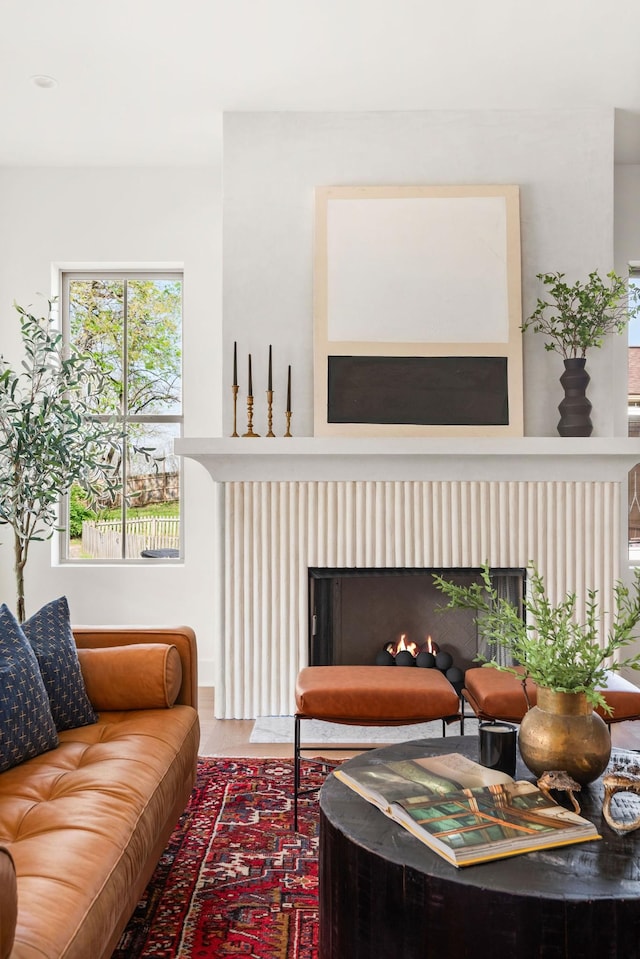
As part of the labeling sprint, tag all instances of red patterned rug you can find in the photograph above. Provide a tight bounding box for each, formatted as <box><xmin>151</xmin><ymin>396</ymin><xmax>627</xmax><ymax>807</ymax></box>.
<box><xmin>110</xmin><ymin>757</ymin><xmax>334</xmax><ymax>959</ymax></box>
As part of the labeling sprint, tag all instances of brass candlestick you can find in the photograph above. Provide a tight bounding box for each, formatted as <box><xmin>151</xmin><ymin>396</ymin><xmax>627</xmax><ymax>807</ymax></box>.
<box><xmin>266</xmin><ymin>390</ymin><xmax>275</xmax><ymax>437</ymax></box>
<box><xmin>231</xmin><ymin>384</ymin><xmax>239</xmax><ymax>437</ymax></box>
<box><xmin>243</xmin><ymin>395</ymin><xmax>260</xmax><ymax>437</ymax></box>
<box><xmin>284</xmin><ymin>410</ymin><xmax>292</xmax><ymax>438</ymax></box>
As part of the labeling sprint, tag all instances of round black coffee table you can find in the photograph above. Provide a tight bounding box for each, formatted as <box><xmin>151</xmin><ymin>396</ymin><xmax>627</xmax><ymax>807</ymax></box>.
<box><xmin>318</xmin><ymin>735</ymin><xmax>640</xmax><ymax>959</ymax></box>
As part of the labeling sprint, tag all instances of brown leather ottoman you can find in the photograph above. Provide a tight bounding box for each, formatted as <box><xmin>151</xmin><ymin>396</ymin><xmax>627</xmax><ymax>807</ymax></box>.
<box><xmin>464</xmin><ymin>665</ymin><xmax>640</xmax><ymax>724</ymax></box>
<box><xmin>293</xmin><ymin>666</ymin><xmax>461</xmax><ymax>828</ymax></box>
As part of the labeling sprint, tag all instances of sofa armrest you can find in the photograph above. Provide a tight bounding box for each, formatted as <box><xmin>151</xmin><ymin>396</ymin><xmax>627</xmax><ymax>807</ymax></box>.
<box><xmin>0</xmin><ymin>846</ymin><xmax>17</xmax><ymax>959</ymax></box>
<box><xmin>72</xmin><ymin>626</ymin><xmax>198</xmax><ymax>710</ymax></box>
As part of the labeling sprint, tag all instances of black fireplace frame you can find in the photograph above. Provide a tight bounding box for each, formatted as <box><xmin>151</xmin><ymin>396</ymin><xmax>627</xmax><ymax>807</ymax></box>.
<box><xmin>308</xmin><ymin>566</ymin><xmax>526</xmax><ymax>668</ymax></box>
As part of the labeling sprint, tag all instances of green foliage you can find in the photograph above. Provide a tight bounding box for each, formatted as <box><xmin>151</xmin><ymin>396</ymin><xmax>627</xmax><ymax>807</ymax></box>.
<box><xmin>521</xmin><ymin>270</ymin><xmax>640</xmax><ymax>359</ymax></box>
<box><xmin>0</xmin><ymin>301</ymin><xmax>123</xmax><ymax>620</ymax></box>
<box><xmin>68</xmin><ymin>484</ymin><xmax>97</xmax><ymax>539</ymax></box>
<box><xmin>97</xmin><ymin>500</ymin><xmax>179</xmax><ymax>522</ymax></box>
<box><xmin>432</xmin><ymin>564</ymin><xmax>640</xmax><ymax>712</ymax></box>
<box><xmin>68</xmin><ymin>277</ymin><xmax>182</xmax><ymax>416</ymax></box>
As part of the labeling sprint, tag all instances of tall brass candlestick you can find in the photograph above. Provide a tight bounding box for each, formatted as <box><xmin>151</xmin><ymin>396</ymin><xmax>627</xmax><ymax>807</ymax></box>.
<box><xmin>243</xmin><ymin>394</ymin><xmax>260</xmax><ymax>437</ymax></box>
<box><xmin>231</xmin><ymin>341</ymin><xmax>239</xmax><ymax>436</ymax></box>
<box><xmin>266</xmin><ymin>389</ymin><xmax>275</xmax><ymax>437</ymax></box>
<box><xmin>231</xmin><ymin>384</ymin><xmax>239</xmax><ymax>437</ymax></box>
<box><xmin>284</xmin><ymin>364</ymin><xmax>292</xmax><ymax>437</ymax></box>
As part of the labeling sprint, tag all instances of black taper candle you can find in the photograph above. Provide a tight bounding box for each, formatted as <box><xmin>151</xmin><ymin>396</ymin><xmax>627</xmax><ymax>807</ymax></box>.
<box><xmin>286</xmin><ymin>364</ymin><xmax>291</xmax><ymax>411</ymax></box>
<box><xmin>268</xmin><ymin>345</ymin><xmax>273</xmax><ymax>391</ymax></box>
<box><xmin>233</xmin><ymin>341</ymin><xmax>238</xmax><ymax>387</ymax></box>
<box><xmin>248</xmin><ymin>353</ymin><xmax>253</xmax><ymax>396</ymax></box>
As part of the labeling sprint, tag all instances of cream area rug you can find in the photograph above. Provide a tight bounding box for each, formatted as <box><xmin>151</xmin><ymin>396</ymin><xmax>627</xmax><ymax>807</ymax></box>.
<box><xmin>250</xmin><ymin>715</ymin><xmax>478</xmax><ymax>744</ymax></box>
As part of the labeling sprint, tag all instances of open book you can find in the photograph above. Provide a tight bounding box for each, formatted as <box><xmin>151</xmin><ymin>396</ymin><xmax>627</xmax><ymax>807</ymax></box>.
<box><xmin>333</xmin><ymin>752</ymin><xmax>601</xmax><ymax>868</ymax></box>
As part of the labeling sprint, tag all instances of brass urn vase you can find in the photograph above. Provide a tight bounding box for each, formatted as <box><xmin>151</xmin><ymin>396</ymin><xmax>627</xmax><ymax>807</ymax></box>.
<box><xmin>518</xmin><ymin>686</ymin><xmax>611</xmax><ymax>785</ymax></box>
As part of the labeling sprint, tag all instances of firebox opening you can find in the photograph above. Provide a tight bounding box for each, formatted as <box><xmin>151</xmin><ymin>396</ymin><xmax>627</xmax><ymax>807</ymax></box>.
<box><xmin>308</xmin><ymin>567</ymin><xmax>525</xmax><ymax>672</ymax></box>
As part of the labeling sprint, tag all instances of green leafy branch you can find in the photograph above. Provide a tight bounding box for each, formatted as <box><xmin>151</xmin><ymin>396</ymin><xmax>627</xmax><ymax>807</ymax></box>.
<box><xmin>0</xmin><ymin>301</ymin><xmax>123</xmax><ymax>621</ymax></box>
<box><xmin>521</xmin><ymin>270</ymin><xmax>640</xmax><ymax>359</ymax></box>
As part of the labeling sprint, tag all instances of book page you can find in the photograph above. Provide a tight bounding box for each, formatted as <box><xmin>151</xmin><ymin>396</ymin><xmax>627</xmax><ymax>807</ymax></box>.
<box><xmin>411</xmin><ymin>753</ymin><xmax>514</xmax><ymax>789</ymax></box>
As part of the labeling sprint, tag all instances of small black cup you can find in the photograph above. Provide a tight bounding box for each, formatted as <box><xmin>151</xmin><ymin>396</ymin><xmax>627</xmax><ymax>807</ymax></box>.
<box><xmin>479</xmin><ymin>721</ymin><xmax>517</xmax><ymax>777</ymax></box>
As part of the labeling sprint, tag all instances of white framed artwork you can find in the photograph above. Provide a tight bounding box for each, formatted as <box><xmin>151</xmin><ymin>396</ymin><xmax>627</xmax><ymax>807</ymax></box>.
<box><xmin>313</xmin><ymin>184</ymin><xmax>523</xmax><ymax>437</ymax></box>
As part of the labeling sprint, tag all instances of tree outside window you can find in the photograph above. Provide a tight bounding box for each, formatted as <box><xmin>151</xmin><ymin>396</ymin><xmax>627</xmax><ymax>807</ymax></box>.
<box><xmin>62</xmin><ymin>272</ymin><xmax>183</xmax><ymax>561</ymax></box>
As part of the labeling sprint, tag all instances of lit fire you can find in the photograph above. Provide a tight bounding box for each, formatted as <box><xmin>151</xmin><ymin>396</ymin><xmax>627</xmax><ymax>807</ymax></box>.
<box><xmin>385</xmin><ymin>633</ymin><xmax>439</xmax><ymax>658</ymax></box>
<box><xmin>424</xmin><ymin>634</ymin><xmax>438</xmax><ymax>655</ymax></box>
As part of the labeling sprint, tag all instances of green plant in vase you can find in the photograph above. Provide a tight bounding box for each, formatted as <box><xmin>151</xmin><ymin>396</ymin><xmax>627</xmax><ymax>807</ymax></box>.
<box><xmin>432</xmin><ymin>564</ymin><xmax>640</xmax><ymax>783</ymax></box>
<box><xmin>521</xmin><ymin>270</ymin><xmax>640</xmax><ymax>436</ymax></box>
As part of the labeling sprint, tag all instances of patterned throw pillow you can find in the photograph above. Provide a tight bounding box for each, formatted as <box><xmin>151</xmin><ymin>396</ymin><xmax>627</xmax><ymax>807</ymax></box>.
<box><xmin>23</xmin><ymin>597</ymin><xmax>98</xmax><ymax>731</ymax></box>
<box><xmin>0</xmin><ymin>604</ymin><xmax>59</xmax><ymax>772</ymax></box>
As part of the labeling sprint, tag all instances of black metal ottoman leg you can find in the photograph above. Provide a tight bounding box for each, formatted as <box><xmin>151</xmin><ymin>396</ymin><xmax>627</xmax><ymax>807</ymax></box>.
<box><xmin>294</xmin><ymin>714</ymin><xmax>301</xmax><ymax>831</ymax></box>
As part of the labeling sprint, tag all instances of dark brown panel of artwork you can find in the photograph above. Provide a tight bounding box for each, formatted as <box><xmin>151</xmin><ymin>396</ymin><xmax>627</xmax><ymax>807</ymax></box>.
<box><xmin>327</xmin><ymin>355</ymin><xmax>509</xmax><ymax>426</ymax></box>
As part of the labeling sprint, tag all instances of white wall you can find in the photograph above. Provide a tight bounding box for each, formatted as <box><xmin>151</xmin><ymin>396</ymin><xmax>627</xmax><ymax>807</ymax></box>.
<box><xmin>223</xmin><ymin>109</ymin><xmax>619</xmax><ymax>439</ymax></box>
<box><xmin>615</xmin><ymin>165</ymin><xmax>640</xmax><ymax>269</ymax></box>
<box><xmin>0</xmin><ymin>165</ymin><xmax>222</xmax><ymax>686</ymax></box>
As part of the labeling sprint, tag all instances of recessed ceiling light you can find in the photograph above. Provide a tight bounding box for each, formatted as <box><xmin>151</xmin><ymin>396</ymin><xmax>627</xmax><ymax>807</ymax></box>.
<box><xmin>30</xmin><ymin>75</ymin><xmax>58</xmax><ymax>89</ymax></box>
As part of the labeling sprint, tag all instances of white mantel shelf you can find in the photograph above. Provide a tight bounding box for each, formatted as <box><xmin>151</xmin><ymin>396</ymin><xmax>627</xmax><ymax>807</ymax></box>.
<box><xmin>175</xmin><ymin>437</ymin><xmax>640</xmax><ymax>483</ymax></box>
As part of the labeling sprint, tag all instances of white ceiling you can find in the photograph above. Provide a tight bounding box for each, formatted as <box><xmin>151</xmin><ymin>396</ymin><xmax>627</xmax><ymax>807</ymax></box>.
<box><xmin>1</xmin><ymin>0</ymin><xmax>639</xmax><ymax>167</ymax></box>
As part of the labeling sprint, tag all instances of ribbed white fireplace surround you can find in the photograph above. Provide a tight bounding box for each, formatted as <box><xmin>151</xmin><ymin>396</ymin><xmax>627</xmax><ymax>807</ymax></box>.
<box><xmin>176</xmin><ymin>438</ymin><xmax>640</xmax><ymax>719</ymax></box>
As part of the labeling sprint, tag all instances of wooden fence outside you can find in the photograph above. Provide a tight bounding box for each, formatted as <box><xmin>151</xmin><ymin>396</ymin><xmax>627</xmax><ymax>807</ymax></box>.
<box><xmin>81</xmin><ymin>516</ymin><xmax>180</xmax><ymax>559</ymax></box>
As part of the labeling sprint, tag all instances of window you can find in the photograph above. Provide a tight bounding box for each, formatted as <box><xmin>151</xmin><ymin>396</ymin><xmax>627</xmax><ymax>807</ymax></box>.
<box><xmin>629</xmin><ymin>269</ymin><xmax>640</xmax><ymax>562</ymax></box>
<box><xmin>60</xmin><ymin>272</ymin><xmax>183</xmax><ymax>561</ymax></box>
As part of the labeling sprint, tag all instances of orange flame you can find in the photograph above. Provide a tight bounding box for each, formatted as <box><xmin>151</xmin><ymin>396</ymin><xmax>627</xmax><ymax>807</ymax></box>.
<box><xmin>385</xmin><ymin>633</ymin><xmax>419</xmax><ymax>658</ymax></box>
<box><xmin>423</xmin><ymin>634</ymin><xmax>439</xmax><ymax>654</ymax></box>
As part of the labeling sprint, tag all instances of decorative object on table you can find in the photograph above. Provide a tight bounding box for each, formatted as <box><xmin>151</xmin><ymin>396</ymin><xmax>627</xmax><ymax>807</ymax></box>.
<box><xmin>333</xmin><ymin>750</ymin><xmax>600</xmax><ymax>868</ymax></box>
<box><xmin>284</xmin><ymin>363</ymin><xmax>292</xmax><ymax>437</ymax></box>
<box><xmin>536</xmin><ymin>770</ymin><xmax>582</xmax><ymax>814</ymax></box>
<box><xmin>231</xmin><ymin>340</ymin><xmax>239</xmax><ymax>437</ymax></box>
<box><xmin>602</xmin><ymin>761</ymin><xmax>640</xmax><ymax>834</ymax></box>
<box><xmin>521</xmin><ymin>270</ymin><xmax>640</xmax><ymax>436</ymax></box>
<box><xmin>266</xmin><ymin>343</ymin><xmax>275</xmax><ymax>437</ymax></box>
<box><xmin>479</xmin><ymin>721</ymin><xmax>517</xmax><ymax>777</ymax></box>
<box><xmin>242</xmin><ymin>352</ymin><xmax>260</xmax><ymax>437</ymax></box>
<box><xmin>0</xmin><ymin>301</ymin><xmax>122</xmax><ymax>622</ymax></box>
<box><xmin>519</xmin><ymin>685</ymin><xmax>612</xmax><ymax>786</ymax></box>
<box><xmin>433</xmin><ymin>563</ymin><xmax>640</xmax><ymax>784</ymax></box>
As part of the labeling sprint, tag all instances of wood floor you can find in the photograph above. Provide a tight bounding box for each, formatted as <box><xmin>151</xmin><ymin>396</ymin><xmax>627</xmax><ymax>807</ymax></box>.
<box><xmin>197</xmin><ymin>687</ymin><xmax>365</xmax><ymax>760</ymax></box>
<box><xmin>196</xmin><ymin>687</ymin><xmax>640</xmax><ymax>758</ymax></box>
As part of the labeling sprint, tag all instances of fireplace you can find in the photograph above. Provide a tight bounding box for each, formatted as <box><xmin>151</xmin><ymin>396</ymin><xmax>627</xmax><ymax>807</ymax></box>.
<box><xmin>308</xmin><ymin>567</ymin><xmax>524</xmax><ymax>674</ymax></box>
<box><xmin>193</xmin><ymin>472</ymin><xmax>624</xmax><ymax>719</ymax></box>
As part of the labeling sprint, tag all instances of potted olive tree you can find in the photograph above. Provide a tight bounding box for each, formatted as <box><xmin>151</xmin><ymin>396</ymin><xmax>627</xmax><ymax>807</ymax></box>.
<box><xmin>522</xmin><ymin>270</ymin><xmax>640</xmax><ymax>436</ymax></box>
<box><xmin>0</xmin><ymin>301</ymin><xmax>122</xmax><ymax>621</ymax></box>
<box><xmin>433</xmin><ymin>563</ymin><xmax>640</xmax><ymax>783</ymax></box>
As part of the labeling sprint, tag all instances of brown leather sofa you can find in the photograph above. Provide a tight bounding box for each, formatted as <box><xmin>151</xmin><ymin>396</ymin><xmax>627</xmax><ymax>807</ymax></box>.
<box><xmin>0</xmin><ymin>626</ymin><xmax>200</xmax><ymax>959</ymax></box>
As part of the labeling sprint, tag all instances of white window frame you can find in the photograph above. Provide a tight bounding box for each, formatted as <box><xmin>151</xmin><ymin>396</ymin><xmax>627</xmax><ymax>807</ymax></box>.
<box><xmin>58</xmin><ymin>268</ymin><xmax>184</xmax><ymax>564</ymax></box>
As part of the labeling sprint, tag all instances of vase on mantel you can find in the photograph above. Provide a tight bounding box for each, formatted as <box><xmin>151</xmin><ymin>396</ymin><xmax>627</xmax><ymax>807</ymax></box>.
<box><xmin>557</xmin><ymin>357</ymin><xmax>593</xmax><ymax>436</ymax></box>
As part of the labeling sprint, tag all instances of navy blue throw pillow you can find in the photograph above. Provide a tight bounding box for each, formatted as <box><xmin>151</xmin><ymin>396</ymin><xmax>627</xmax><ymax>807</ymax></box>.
<box><xmin>0</xmin><ymin>604</ymin><xmax>59</xmax><ymax>772</ymax></box>
<box><xmin>23</xmin><ymin>597</ymin><xmax>98</xmax><ymax>731</ymax></box>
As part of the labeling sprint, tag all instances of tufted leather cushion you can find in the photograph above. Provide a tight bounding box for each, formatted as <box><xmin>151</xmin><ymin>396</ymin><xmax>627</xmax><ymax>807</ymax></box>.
<box><xmin>23</xmin><ymin>597</ymin><xmax>98</xmax><ymax>731</ymax></box>
<box><xmin>0</xmin><ymin>845</ymin><xmax>16</xmax><ymax>959</ymax></box>
<box><xmin>77</xmin><ymin>643</ymin><xmax>183</xmax><ymax>710</ymax></box>
<box><xmin>0</xmin><ymin>604</ymin><xmax>58</xmax><ymax>772</ymax></box>
<box><xmin>295</xmin><ymin>665</ymin><xmax>460</xmax><ymax>724</ymax></box>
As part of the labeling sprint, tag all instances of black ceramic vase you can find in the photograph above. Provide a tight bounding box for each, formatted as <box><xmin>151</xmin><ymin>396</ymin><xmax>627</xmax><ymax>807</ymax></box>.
<box><xmin>557</xmin><ymin>357</ymin><xmax>593</xmax><ymax>436</ymax></box>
